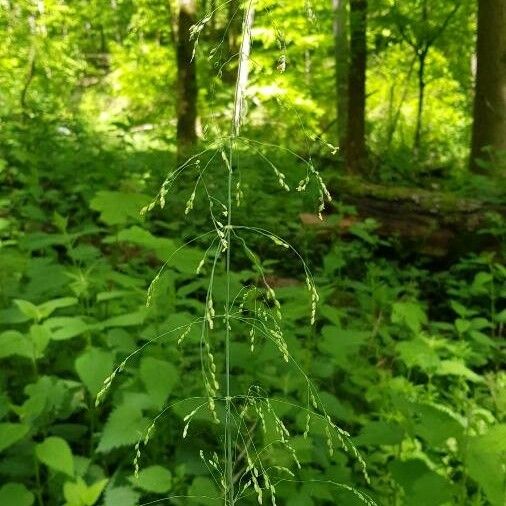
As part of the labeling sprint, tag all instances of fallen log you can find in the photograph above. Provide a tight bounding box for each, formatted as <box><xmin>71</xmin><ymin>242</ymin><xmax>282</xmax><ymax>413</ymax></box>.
<box><xmin>301</xmin><ymin>177</ymin><xmax>504</xmax><ymax>257</ymax></box>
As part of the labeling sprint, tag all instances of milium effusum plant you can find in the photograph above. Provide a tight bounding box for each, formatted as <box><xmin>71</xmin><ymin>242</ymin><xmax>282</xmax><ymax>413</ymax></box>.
<box><xmin>96</xmin><ymin>2</ymin><xmax>375</xmax><ymax>505</ymax></box>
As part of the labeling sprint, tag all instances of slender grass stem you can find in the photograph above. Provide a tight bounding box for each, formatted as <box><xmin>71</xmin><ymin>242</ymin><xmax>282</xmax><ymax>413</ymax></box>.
<box><xmin>225</xmin><ymin>3</ymin><xmax>255</xmax><ymax>504</ymax></box>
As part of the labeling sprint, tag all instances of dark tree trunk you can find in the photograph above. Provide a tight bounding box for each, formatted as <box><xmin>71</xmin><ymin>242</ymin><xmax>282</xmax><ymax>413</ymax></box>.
<box><xmin>470</xmin><ymin>0</ymin><xmax>506</xmax><ymax>171</ymax></box>
<box><xmin>177</xmin><ymin>0</ymin><xmax>198</xmax><ymax>158</ymax></box>
<box><xmin>345</xmin><ymin>0</ymin><xmax>367</xmax><ymax>173</ymax></box>
<box><xmin>333</xmin><ymin>0</ymin><xmax>349</xmax><ymax>150</ymax></box>
<box><xmin>222</xmin><ymin>0</ymin><xmax>242</xmax><ymax>82</ymax></box>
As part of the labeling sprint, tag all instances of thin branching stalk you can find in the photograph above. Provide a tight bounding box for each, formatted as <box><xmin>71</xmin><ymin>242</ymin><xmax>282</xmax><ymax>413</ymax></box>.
<box><xmin>225</xmin><ymin>2</ymin><xmax>255</xmax><ymax>504</ymax></box>
<box><xmin>96</xmin><ymin>3</ymin><xmax>374</xmax><ymax>505</ymax></box>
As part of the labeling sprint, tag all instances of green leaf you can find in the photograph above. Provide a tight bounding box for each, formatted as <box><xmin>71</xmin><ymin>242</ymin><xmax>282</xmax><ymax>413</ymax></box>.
<box><xmin>318</xmin><ymin>326</ymin><xmax>369</xmax><ymax>367</ymax></box>
<box><xmin>396</xmin><ymin>338</ymin><xmax>440</xmax><ymax>371</ymax></box>
<box><xmin>389</xmin><ymin>459</ymin><xmax>455</xmax><ymax>506</ymax></box>
<box><xmin>129</xmin><ymin>465</ymin><xmax>172</xmax><ymax>493</ymax></box>
<box><xmin>188</xmin><ymin>477</ymin><xmax>220</xmax><ymax>505</ymax></box>
<box><xmin>17</xmin><ymin>376</ymin><xmax>68</xmax><ymax>423</ymax></box>
<box><xmin>104</xmin><ymin>487</ymin><xmax>140</xmax><ymax>506</ymax></box>
<box><xmin>90</xmin><ymin>191</ymin><xmax>150</xmax><ymax>225</ymax></box>
<box><xmin>101</xmin><ymin>311</ymin><xmax>146</xmax><ymax>328</ymax></box>
<box><xmin>112</xmin><ymin>226</ymin><xmax>205</xmax><ymax>274</ymax></box>
<box><xmin>36</xmin><ymin>436</ymin><xmax>74</xmax><ymax>477</ymax></box>
<box><xmin>450</xmin><ymin>300</ymin><xmax>474</xmax><ymax>318</ymax></box>
<box><xmin>0</xmin><ymin>423</ymin><xmax>29</xmax><ymax>452</ymax></box>
<box><xmin>37</xmin><ymin>297</ymin><xmax>79</xmax><ymax>319</ymax></box>
<box><xmin>13</xmin><ymin>300</ymin><xmax>39</xmax><ymax>321</ymax></box>
<box><xmin>392</xmin><ymin>301</ymin><xmax>427</xmax><ymax>334</ymax></box>
<box><xmin>75</xmin><ymin>348</ymin><xmax>114</xmax><ymax>397</ymax></box>
<box><xmin>97</xmin><ymin>404</ymin><xmax>147</xmax><ymax>453</ymax></box>
<box><xmin>14</xmin><ymin>298</ymin><xmax>79</xmax><ymax>322</ymax></box>
<box><xmin>0</xmin><ymin>331</ymin><xmax>33</xmax><ymax>359</ymax></box>
<box><xmin>0</xmin><ymin>483</ymin><xmax>34</xmax><ymax>506</ymax></box>
<box><xmin>466</xmin><ymin>424</ymin><xmax>506</xmax><ymax>506</ymax></box>
<box><xmin>436</xmin><ymin>360</ymin><xmax>483</xmax><ymax>383</ymax></box>
<box><xmin>355</xmin><ymin>421</ymin><xmax>405</xmax><ymax>446</ymax></box>
<box><xmin>29</xmin><ymin>324</ymin><xmax>51</xmax><ymax>357</ymax></box>
<box><xmin>64</xmin><ymin>478</ymin><xmax>108</xmax><ymax>506</ymax></box>
<box><xmin>140</xmin><ymin>357</ymin><xmax>178</xmax><ymax>408</ymax></box>
<box><xmin>113</xmin><ymin>226</ymin><xmax>176</xmax><ymax>261</ymax></box>
<box><xmin>471</xmin><ymin>271</ymin><xmax>493</xmax><ymax>294</ymax></box>
<box><xmin>45</xmin><ymin>317</ymin><xmax>88</xmax><ymax>341</ymax></box>
<box><xmin>455</xmin><ymin>318</ymin><xmax>471</xmax><ymax>334</ymax></box>
<box><xmin>409</xmin><ymin>403</ymin><xmax>465</xmax><ymax>446</ymax></box>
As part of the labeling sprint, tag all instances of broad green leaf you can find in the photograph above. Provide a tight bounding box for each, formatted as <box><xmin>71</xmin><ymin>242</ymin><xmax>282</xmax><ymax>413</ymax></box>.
<box><xmin>0</xmin><ymin>331</ymin><xmax>33</xmax><ymax>359</ymax></box>
<box><xmin>96</xmin><ymin>290</ymin><xmax>135</xmax><ymax>302</ymax></box>
<box><xmin>316</xmin><ymin>391</ymin><xmax>355</xmax><ymax>423</ymax></box>
<box><xmin>355</xmin><ymin>421</ymin><xmax>405</xmax><ymax>446</ymax></box>
<box><xmin>129</xmin><ymin>465</ymin><xmax>172</xmax><ymax>493</ymax></box>
<box><xmin>17</xmin><ymin>376</ymin><xmax>68</xmax><ymax>423</ymax></box>
<box><xmin>436</xmin><ymin>360</ymin><xmax>483</xmax><ymax>383</ymax></box>
<box><xmin>392</xmin><ymin>301</ymin><xmax>427</xmax><ymax>334</ymax></box>
<box><xmin>75</xmin><ymin>348</ymin><xmax>114</xmax><ymax>397</ymax></box>
<box><xmin>496</xmin><ymin>309</ymin><xmax>506</xmax><ymax>324</ymax></box>
<box><xmin>45</xmin><ymin>317</ymin><xmax>88</xmax><ymax>341</ymax></box>
<box><xmin>396</xmin><ymin>338</ymin><xmax>440</xmax><ymax>371</ymax></box>
<box><xmin>319</xmin><ymin>305</ymin><xmax>343</xmax><ymax>326</ymax></box>
<box><xmin>64</xmin><ymin>478</ymin><xmax>108</xmax><ymax>506</ymax></box>
<box><xmin>409</xmin><ymin>403</ymin><xmax>465</xmax><ymax>446</ymax></box>
<box><xmin>13</xmin><ymin>300</ymin><xmax>39</xmax><ymax>321</ymax></box>
<box><xmin>318</xmin><ymin>326</ymin><xmax>369</xmax><ymax>367</ymax></box>
<box><xmin>112</xmin><ymin>226</ymin><xmax>176</xmax><ymax>261</ymax></box>
<box><xmin>29</xmin><ymin>324</ymin><xmax>51</xmax><ymax>357</ymax></box>
<box><xmin>101</xmin><ymin>312</ymin><xmax>145</xmax><ymax>328</ymax></box>
<box><xmin>0</xmin><ymin>423</ymin><xmax>29</xmax><ymax>452</ymax></box>
<box><xmin>97</xmin><ymin>404</ymin><xmax>147</xmax><ymax>453</ymax></box>
<box><xmin>471</xmin><ymin>271</ymin><xmax>493</xmax><ymax>294</ymax></box>
<box><xmin>188</xmin><ymin>477</ymin><xmax>220</xmax><ymax>505</ymax></box>
<box><xmin>170</xmin><ymin>246</ymin><xmax>205</xmax><ymax>274</ymax></box>
<box><xmin>14</xmin><ymin>298</ymin><xmax>78</xmax><ymax>322</ymax></box>
<box><xmin>140</xmin><ymin>357</ymin><xmax>178</xmax><ymax>407</ymax></box>
<box><xmin>37</xmin><ymin>297</ymin><xmax>78</xmax><ymax>319</ymax></box>
<box><xmin>104</xmin><ymin>487</ymin><xmax>139</xmax><ymax>506</ymax></box>
<box><xmin>455</xmin><ymin>318</ymin><xmax>471</xmax><ymax>334</ymax></box>
<box><xmin>450</xmin><ymin>300</ymin><xmax>475</xmax><ymax>318</ymax></box>
<box><xmin>466</xmin><ymin>424</ymin><xmax>506</xmax><ymax>506</ymax></box>
<box><xmin>106</xmin><ymin>328</ymin><xmax>137</xmax><ymax>353</ymax></box>
<box><xmin>90</xmin><ymin>191</ymin><xmax>150</xmax><ymax>225</ymax></box>
<box><xmin>389</xmin><ymin>459</ymin><xmax>455</xmax><ymax>506</ymax></box>
<box><xmin>0</xmin><ymin>483</ymin><xmax>34</xmax><ymax>506</ymax></box>
<box><xmin>36</xmin><ymin>436</ymin><xmax>74</xmax><ymax>477</ymax></box>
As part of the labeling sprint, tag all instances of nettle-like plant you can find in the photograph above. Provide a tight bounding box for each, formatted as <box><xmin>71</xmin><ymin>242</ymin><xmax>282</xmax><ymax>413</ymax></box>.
<box><xmin>96</xmin><ymin>2</ymin><xmax>374</xmax><ymax>505</ymax></box>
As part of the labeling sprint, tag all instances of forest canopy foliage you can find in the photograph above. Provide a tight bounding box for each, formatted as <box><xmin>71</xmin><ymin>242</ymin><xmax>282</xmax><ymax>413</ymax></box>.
<box><xmin>0</xmin><ymin>1</ymin><xmax>505</xmax><ymax>506</ymax></box>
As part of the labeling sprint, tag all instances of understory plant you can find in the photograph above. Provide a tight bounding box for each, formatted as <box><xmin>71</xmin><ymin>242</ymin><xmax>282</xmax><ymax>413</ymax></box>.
<box><xmin>96</xmin><ymin>2</ymin><xmax>373</xmax><ymax>505</ymax></box>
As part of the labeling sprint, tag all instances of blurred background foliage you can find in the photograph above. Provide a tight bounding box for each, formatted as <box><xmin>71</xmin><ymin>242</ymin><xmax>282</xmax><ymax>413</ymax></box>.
<box><xmin>0</xmin><ymin>0</ymin><xmax>505</xmax><ymax>505</ymax></box>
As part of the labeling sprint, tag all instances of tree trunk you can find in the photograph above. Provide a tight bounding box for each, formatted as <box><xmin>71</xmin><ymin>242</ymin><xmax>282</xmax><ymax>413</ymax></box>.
<box><xmin>470</xmin><ymin>0</ymin><xmax>506</xmax><ymax>172</ymax></box>
<box><xmin>345</xmin><ymin>0</ymin><xmax>367</xmax><ymax>173</ymax></box>
<box><xmin>177</xmin><ymin>0</ymin><xmax>199</xmax><ymax>158</ymax></box>
<box><xmin>222</xmin><ymin>0</ymin><xmax>242</xmax><ymax>82</ymax></box>
<box><xmin>413</xmin><ymin>50</ymin><xmax>427</xmax><ymax>155</ymax></box>
<box><xmin>333</xmin><ymin>0</ymin><xmax>349</xmax><ymax>150</ymax></box>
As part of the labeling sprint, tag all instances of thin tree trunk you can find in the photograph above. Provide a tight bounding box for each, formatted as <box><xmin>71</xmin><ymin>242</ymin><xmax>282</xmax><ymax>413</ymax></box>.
<box><xmin>176</xmin><ymin>0</ymin><xmax>198</xmax><ymax>158</ymax></box>
<box><xmin>345</xmin><ymin>0</ymin><xmax>367</xmax><ymax>173</ymax></box>
<box><xmin>222</xmin><ymin>0</ymin><xmax>242</xmax><ymax>82</ymax></box>
<box><xmin>470</xmin><ymin>0</ymin><xmax>506</xmax><ymax>172</ymax></box>
<box><xmin>20</xmin><ymin>48</ymin><xmax>36</xmax><ymax>112</ymax></box>
<box><xmin>333</xmin><ymin>0</ymin><xmax>348</xmax><ymax>150</ymax></box>
<box><xmin>413</xmin><ymin>50</ymin><xmax>427</xmax><ymax>154</ymax></box>
<box><xmin>385</xmin><ymin>55</ymin><xmax>416</xmax><ymax>148</ymax></box>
